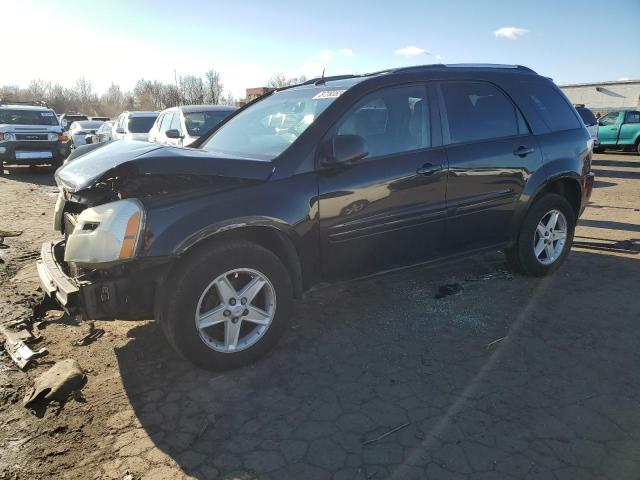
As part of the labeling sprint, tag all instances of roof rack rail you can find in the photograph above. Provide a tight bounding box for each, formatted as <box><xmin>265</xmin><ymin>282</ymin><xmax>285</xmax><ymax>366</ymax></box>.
<box><xmin>389</xmin><ymin>63</ymin><xmax>536</xmax><ymax>74</ymax></box>
<box><xmin>0</xmin><ymin>98</ymin><xmax>48</xmax><ymax>107</ymax></box>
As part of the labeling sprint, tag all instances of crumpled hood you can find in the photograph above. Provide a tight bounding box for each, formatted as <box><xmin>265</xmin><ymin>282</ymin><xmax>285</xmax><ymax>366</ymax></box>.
<box><xmin>55</xmin><ymin>140</ymin><xmax>275</xmax><ymax>192</ymax></box>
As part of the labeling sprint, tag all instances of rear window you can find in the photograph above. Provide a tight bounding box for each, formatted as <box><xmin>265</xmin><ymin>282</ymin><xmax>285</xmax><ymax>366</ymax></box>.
<box><xmin>128</xmin><ymin>115</ymin><xmax>158</xmax><ymax>133</ymax></box>
<box><xmin>0</xmin><ymin>109</ymin><xmax>59</xmax><ymax>126</ymax></box>
<box><xmin>575</xmin><ymin>107</ymin><xmax>597</xmax><ymax>126</ymax></box>
<box><xmin>526</xmin><ymin>83</ymin><xmax>582</xmax><ymax>132</ymax></box>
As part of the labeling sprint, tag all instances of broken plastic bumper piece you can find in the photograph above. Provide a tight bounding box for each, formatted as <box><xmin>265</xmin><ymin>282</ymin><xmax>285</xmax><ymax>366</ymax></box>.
<box><xmin>37</xmin><ymin>241</ymin><xmax>81</xmax><ymax>315</ymax></box>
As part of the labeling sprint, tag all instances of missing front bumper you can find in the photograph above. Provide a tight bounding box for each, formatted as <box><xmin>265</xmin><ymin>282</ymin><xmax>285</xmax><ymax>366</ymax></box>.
<box><xmin>37</xmin><ymin>241</ymin><xmax>80</xmax><ymax>314</ymax></box>
<box><xmin>37</xmin><ymin>240</ymin><xmax>166</xmax><ymax>320</ymax></box>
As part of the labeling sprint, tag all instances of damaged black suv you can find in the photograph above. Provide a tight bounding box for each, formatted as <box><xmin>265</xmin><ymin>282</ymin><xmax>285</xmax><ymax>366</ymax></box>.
<box><xmin>38</xmin><ymin>64</ymin><xmax>595</xmax><ymax>370</ymax></box>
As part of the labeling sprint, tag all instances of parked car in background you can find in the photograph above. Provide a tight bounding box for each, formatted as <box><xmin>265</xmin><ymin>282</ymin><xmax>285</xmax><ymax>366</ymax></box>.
<box><xmin>0</xmin><ymin>100</ymin><xmax>70</xmax><ymax>171</ymax></box>
<box><xmin>59</xmin><ymin>113</ymin><xmax>89</xmax><ymax>131</ymax></box>
<box><xmin>90</xmin><ymin>116</ymin><xmax>110</xmax><ymax>122</ymax></box>
<box><xmin>148</xmin><ymin>105</ymin><xmax>237</xmax><ymax>146</ymax></box>
<box><xmin>38</xmin><ymin>64</ymin><xmax>595</xmax><ymax>371</ymax></box>
<box><xmin>85</xmin><ymin>120</ymin><xmax>115</xmax><ymax>144</ymax></box>
<box><xmin>596</xmin><ymin>110</ymin><xmax>640</xmax><ymax>153</ymax></box>
<box><xmin>113</xmin><ymin>111</ymin><xmax>158</xmax><ymax>141</ymax></box>
<box><xmin>574</xmin><ymin>105</ymin><xmax>599</xmax><ymax>149</ymax></box>
<box><xmin>68</xmin><ymin>120</ymin><xmax>105</xmax><ymax>147</ymax></box>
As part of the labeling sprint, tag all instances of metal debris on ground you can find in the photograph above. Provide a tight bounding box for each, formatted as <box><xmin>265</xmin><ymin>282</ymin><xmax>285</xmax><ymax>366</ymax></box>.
<box><xmin>435</xmin><ymin>283</ymin><xmax>463</xmax><ymax>299</ymax></box>
<box><xmin>23</xmin><ymin>359</ymin><xmax>85</xmax><ymax>411</ymax></box>
<box><xmin>71</xmin><ymin>321</ymin><xmax>105</xmax><ymax>347</ymax></box>
<box><xmin>0</xmin><ymin>325</ymin><xmax>47</xmax><ymax>369</ymax></box>
<box><xmin>362</xmin><ymin>422</ymin><xmax>410</xmax><ymax>445</ymax></box>
<box><xmin>466</xmin><ymin>269</ymin><xmax>514</xmax><ymax>282</ymax></box>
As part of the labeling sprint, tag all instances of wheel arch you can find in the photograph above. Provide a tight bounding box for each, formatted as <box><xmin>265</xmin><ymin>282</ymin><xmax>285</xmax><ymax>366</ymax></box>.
<box><xmin>508</xmin><ymin>174</ymin><xmax>582</xmax><ymax>246</ymax></box>
<box><xmin>170</xmin><ymin>221</ymin><xmax>304</xmax><ymax>300</ymax></box>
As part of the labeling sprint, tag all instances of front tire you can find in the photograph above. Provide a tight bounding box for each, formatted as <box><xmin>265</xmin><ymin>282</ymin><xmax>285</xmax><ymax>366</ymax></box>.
<box><xmin>506</xmin><ymin>193</ymin><xmax>576</xmax><ymax>277</ymax></box>
<box><xmin>160</xmin><ymin>240</ymin><xmax>292</xmax><ymax>370</ymax></box>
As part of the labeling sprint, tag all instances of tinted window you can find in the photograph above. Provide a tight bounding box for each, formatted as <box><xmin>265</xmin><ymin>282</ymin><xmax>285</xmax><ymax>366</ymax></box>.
<box><xmin>159</xmin><ymin>113</ymin><xmax>173</xmax><ymax>133</ymax></box>
<box><xmin>185</xmin><ymin>110</ymin><xmax>233</xmax><ymax>136</ymax></box>
<box><xmin>336</xmin><ymin>84</ymin><xmax>430</xmax><ymax>158</ymax></box>
<box><xmin>170</xmin><ymin>111</ymin><xmax>182</xmax><ymax>132</ymax></box>
<box><xmin>440</xmin><ymin>82</ymin><xmax>521</xmax><ymax>143</ymax></box>
<box><xmin>625</xmin><ymin>111</ymin><xmax>640</xmax><ymax>124</ymax></box>
<box><xmin>128</xmin><ymin>115</ymin><xmax>157</xmax><ymax>133</ymax></box>
<box><xmin>575</xmin><ymin>106</ymin><xmax>597</xmax><ymax>126</ymax></box>
<box><xmin>526</xmin><ymin>83</ymin><xmax>581</xmax><ymax>132</ymax></box>
<box><xmin>599</xmin><ymin>112</ymin><xmax>619</xmax><ymax>126</ymax></box>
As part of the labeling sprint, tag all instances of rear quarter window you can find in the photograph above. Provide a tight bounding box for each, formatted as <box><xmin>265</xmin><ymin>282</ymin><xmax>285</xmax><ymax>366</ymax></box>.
<box><xmin>526</xmin><ymin>83</ymin><xmax>582</xmax><ymax>132</ymax></box>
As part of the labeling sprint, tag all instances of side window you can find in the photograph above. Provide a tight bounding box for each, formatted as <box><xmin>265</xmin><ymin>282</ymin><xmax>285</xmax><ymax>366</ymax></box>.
<box><xmin>160</xmin><ymin>113</ymin><xmax>173</xmax><ymax>133</ymax></box>
<box><xmin>599</xmin><ymin>112</ymin><xmax>619</xmax><ymax>126</ymax></box>
<box><xmin>440</xmin><ymin>81</ymin><xmax>522</xmax><ymax>144</ymax></box>
<box><xmin>526</xmin><ymin>83</ymin><xmax>582</xmax><ymax>132</ymax></box>
<box><xmin>335</xmin><ymin>84</ymin><xmax>430</xmax><ymax>159</ymax></box>
<box><xmin>170</xmin><ymin>111</ymin><xmax>182</xmax><ymax>133</ymax></box>
<box><xmin>118</xmin><ymin>115</ymin><xmax>126</xmax><ymax>130</ymax></box>
<box><xmin>624</xmin><ymin>111</ymin><xmax>640</xmax><ymax>124</ymax></box>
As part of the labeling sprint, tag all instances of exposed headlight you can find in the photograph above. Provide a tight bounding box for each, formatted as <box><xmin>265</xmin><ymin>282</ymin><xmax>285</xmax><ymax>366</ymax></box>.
<box><xmin>48</xmin><ymin>132</ymin><xmax>59</xmax><ymax>141</ymax></box>
<box><xmin>65</xmin><ymin>199</ymin><xmax>145</xmax><ymax>266</ymax></box>
<box><xmin>0</xmin><ymin>132</ymin><xmax>15</xmax><ymax>142</ymax></box>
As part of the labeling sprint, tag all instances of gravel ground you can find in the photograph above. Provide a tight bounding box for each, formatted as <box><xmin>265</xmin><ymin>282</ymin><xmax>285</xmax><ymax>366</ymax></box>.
<box><xmin>0</xmin><ymin>151</ymin><xmax>639</xmax><ymax>480</ymax></box>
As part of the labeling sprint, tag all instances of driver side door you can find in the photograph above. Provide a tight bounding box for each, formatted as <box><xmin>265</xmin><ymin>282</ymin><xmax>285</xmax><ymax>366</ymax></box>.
<box><xmin>317</xmin><ymin>83</ymin><xmax>447</xmax><ymax>281</ymax></box>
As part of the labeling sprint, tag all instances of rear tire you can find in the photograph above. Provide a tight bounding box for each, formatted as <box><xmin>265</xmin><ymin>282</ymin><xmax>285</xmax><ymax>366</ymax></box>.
<box><xmin>505</xmin><ymin>193</ymin><xmax>576</xmax><ymax>277</ymax></box>
<box><xmin>160</xmin><ymin>240</ymin><xmax>292</xmax><ymax>370</ymax></box>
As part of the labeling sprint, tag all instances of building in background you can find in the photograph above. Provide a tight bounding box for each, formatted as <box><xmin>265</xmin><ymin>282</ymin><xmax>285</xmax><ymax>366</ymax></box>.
<box><xmin>237</xmin><ymin>87</ymin><xmax>275</xmax><ymax>106</ymax></box>
<box><xmin>560</xmin><ymin>79</ymin><xmax>640</xmax><ymax>115</ymax></box>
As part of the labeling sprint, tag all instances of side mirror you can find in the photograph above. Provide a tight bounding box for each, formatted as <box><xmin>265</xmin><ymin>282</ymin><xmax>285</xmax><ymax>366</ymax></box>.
<box><xmin>323</xmin><ymin>134</ymin><xmax>368</xmax><ymax>166</ymax></box>
<box><xmin>115</xmin><ymin>127</ymin><xmax>125</xmax><ymax>134</ymax></box>
<box><xmin>165</xmin><ymin>129</ymin><xmax>183</xmax><ymax>139</ymax></box>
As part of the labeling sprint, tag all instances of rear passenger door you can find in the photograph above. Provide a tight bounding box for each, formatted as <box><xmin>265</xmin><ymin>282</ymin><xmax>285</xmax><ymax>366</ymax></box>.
<box><xmin>438</xmin><ymin>81</ymin><xmax>543</xmax><ymax>251</ymax></box>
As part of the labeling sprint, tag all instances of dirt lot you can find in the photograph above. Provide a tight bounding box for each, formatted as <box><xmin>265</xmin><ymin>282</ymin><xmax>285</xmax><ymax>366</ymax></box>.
<box><xmin>0</xmin><ymin>152</ymin><xmax>639</xmax><ymax>480</ymax></box>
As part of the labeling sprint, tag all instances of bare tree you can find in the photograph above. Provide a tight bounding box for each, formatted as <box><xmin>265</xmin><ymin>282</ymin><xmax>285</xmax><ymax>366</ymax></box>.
<box><xmin>180</xmin><ymin>75</ymin><xmax>205</xmax><ymax>105</ymax></box>
<box><xmin>267</xmin><ymin>73</ymin><xmax>308</xmax><ymax>88</ymax></box>
<box><xmin>204</xmin><ymin>69</ymin><xmax>224</xmax><ymax>105</ymax></box>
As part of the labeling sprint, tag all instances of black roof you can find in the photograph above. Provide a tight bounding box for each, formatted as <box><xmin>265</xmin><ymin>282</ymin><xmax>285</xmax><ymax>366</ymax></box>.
<box><xmin>178</xmin><ymin>104</ymin><xmax>238</xmax><ymax>113</ymax></box>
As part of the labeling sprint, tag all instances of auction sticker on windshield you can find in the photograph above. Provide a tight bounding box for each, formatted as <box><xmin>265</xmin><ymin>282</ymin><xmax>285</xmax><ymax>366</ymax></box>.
<box><xmin>313</xmin><ymin>90</ymin><xmax>346</xmax><ymax>100</ymax></box>
<box><xmin>40</xmin><ymin>112</ymin><xmax>55</xmax><ymax>116</ymax></box>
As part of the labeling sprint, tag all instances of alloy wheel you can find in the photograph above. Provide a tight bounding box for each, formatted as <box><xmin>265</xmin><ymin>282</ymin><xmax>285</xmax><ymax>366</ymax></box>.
<box><xmin>194</xmin><ymin>268</ymin><xmax>276</xmax><ymax>353</ymax></box>
<box><xmin>533</xmin><ymin>209</ymin><xmax>568</xmax><ymax>265</ymax></box>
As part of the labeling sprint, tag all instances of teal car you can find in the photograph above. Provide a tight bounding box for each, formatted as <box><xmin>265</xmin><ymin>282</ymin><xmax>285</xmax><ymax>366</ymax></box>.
<box><xmin>596</xmin><ymin>110</ymin><xmax>640</xmax><ymax>153</ymax></box>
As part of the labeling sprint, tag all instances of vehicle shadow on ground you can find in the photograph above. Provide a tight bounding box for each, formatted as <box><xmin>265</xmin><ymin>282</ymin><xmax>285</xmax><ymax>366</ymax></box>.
<box><xmin>1</xmin><ymin>165</ymin><xmax>58</xmax><ymax>186</ymax></box>
<box><xmin>591</xmin><ymin>168</ymin><xmax>640</xmax><ymax>180</ymax></box>
<box><xmin>115</xmin><ymin>250</ymin><xmax>640</xmax><ymax>479</ymax></box>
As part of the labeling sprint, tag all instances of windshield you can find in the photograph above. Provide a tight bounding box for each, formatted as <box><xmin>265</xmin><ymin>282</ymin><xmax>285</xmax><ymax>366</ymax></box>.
<box><xmin>128</xmin><ymin>115</ymin><xmax>158</xmax><ymax>133</ymax></box>
<box><xmin>0</xmin><ymin>109</ymin><xmax>59</xmax><ymax>126</ymax></box>
<box><xmin>185</xmin><ymin>110</ymin><xmax>234</xmax><ymax>137</ymax></box>
<box><xmin>201</xmin><ymin>87</ymin><xmax>344</xmax><ymax>161</ymax></box>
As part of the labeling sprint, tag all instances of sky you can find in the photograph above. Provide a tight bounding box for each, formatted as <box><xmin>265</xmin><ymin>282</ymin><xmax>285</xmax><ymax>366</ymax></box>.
<box><xmin>3</xmin><ymin>0</ymin><xmax>640</xmax><ymax>99</ymax></box>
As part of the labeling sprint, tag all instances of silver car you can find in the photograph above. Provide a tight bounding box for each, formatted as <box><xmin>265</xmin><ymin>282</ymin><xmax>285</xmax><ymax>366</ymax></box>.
<box><xmin>68</xmin><ymin>120</ymin><xmax>104</xmax><ymax>147</ymax></box>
